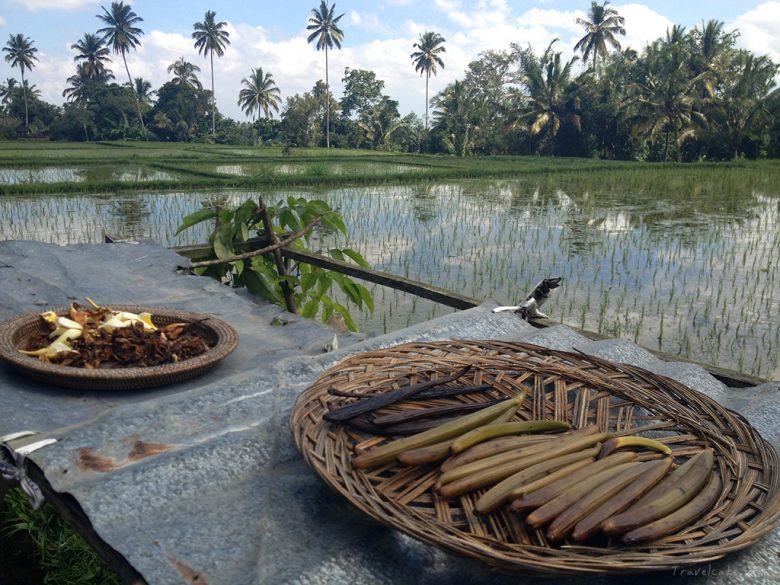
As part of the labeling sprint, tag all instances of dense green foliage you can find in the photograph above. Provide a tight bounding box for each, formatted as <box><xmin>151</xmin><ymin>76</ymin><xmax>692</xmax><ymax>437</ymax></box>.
<box><xmin>176</xmin><ymin>196</ymin><xmax>373</xmax><ymax>332</ymax></box>
<box><xmin>1</xmin><ymin>3</ymin><xmax>778</xmax><ymax>159</ymax></box>
<box><xmin>1</xmin><ymin>488</ymin><xmax>121</xmax><ymax>585</ymax></box>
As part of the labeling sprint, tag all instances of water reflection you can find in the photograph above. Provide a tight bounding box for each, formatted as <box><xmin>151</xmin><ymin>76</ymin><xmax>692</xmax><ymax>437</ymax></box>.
<box><xmin>0</xmin><ymin>171</ymin><xmax>777</xmax><ymax>378</ymax></box>
<box><xmin>0</xmin><ymin>167</ymin><xmax>85</xmax><ymax>184</ymax></box>
<box><xmin>0</xmin><ymin>165</ymin><xmax>175</xmax><ymax>184</ymax></box>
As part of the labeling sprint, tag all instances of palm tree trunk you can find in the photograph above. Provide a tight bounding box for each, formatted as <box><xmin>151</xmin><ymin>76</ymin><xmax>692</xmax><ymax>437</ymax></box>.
<box><xmin>20</xmin><ymin>70</ymin><xmax>29</xmax><ymax>135</ymax></box>
<box><xmin>325</xmin><ymin>46</ymin><xmax>330</xmax><ymax>149</ymax></box>
<box><xmin>123</xmin><ymin>52</ymin><xmax>147</xmax><ymax>139</ymax></box>
<box><xmin>664</xmin><ymin>130</ymin><xmax>671</xmax><ymax>162</ymax></box>
<box><xmin>210</xmin><ymin>52</ymin><xmax>216</xmax><ymax>136</ymax></box>
<box><xmin>425</xmin><ymin>72</ymin><xmax>429</xmax><ymax>130</ymax></box>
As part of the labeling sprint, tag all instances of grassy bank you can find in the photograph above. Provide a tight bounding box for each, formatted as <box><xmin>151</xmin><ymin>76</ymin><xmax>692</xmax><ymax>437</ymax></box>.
<box><xmin>2</xmin><ymin>140</ymin><xmax>775</xmax><ymax>196</ymax></box>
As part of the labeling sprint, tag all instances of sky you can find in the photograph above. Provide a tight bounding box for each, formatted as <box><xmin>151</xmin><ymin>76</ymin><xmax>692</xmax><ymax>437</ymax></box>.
<box><xmin>1</xmin><ymin>0</ymin><xmax>779</xmax><ymax>122</ymax></box>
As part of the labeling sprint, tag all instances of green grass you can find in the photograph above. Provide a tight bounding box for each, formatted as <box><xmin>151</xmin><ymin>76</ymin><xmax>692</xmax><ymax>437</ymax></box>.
<box><xmin>1</xmin><ymin>487</ymin><xmax>121</xmax><ymax>585</ymax></box>
<box><xmin>4</xmin><ymin>140</ymin><xmax>775</xmax><ymax>196</ymax></box>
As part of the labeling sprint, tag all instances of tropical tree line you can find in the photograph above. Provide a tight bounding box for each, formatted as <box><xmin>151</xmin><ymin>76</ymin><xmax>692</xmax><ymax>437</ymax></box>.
<box><xmin>2</xmin><ymin>1</ymin><xmax>779</xmax><ymax>160</ymax></box>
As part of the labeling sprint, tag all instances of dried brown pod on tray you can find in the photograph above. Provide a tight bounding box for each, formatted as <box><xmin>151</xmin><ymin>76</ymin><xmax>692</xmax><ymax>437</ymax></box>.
<box><xmin>20</xmin><ymin>301</ymin><xmax>211</xmax><ymax>369</ymax></box>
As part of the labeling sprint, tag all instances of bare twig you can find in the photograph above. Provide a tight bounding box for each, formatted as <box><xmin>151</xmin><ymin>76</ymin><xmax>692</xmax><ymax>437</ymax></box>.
<box><xmin>186</xmin><ymin>215</ymin><xmax>322</xmax><ymax>269</ymax></box>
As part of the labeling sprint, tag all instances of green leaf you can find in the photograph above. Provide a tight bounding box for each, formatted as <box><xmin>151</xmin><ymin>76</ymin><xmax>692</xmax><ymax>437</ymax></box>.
<box><xmin>332</xmin><ymin>302</ymin><xmax>358</xmax><ymax>332</ymax></box>
<box><xmin>356</xmin><ymin>283</ymin><xmax>374</xmax><ymax>313</ymax></box>
<box><xmin>301</xmin><ymin>299</ymin><xmax>319</xmax><ymax>319</ymax></box>
<box><xmin>218</xmin><ymin>207</ymin><xmax>234</xmax><ymax>226</ymax></box>
<box><xmin>300</xmin><ymin>272</ymin><xmax>317</xmax><ymax>292</ymax></box>
<box><xmin>243</xmin><ymin>265</ymin><xmax>282</xmax><ymax>303</ymax></box>
<box><xmin>317</xmin><ymin>271</ymin><xmax>332</xmax><ymax>296</ymax></box>
<box><xmin>321</xmin><ymin>212</ymin><xmax>347</xmax><ymax>235</ymax></box>
<box><xmin>234</xmin><ymin>259</ymin><xmax>244</xmax><ymax>276</ymax></box>
<box><xmin>213</xmin><ymin>223</ymin><xmax>235</xmax><ymax>259</ymax></box>
<box><xmin>342</xmin><ymin>248</ymin><xmax>370</xmax><ymax>268</ymax></box>
<box><xmin>320</xmin><ymin>295</ymin><xmax>334</xmax><ymax>324</ymax></box>
<box><xmin>332</xmin><ymin>273</ymin><xmax>363</xmax><ymax>307</ymax></box>
<box><xmin>328</xmin><ymin>248</ymin><xmax>345</xmax><ymax>262</ymax></box>
<box><xmin>307</xmin><ymin>199</ymin><xmax>331</xmax><ymax>215</ymax></box>
<box><xmin>175</xmin><ymin>208</ymin><xmax>217</xmax><ymax>235</ymax></box>
<box><xmin>234</xmin><ymin>199</ymin><xmax>256</xmax><ymax>225</ymax></box>
<box><xmin>280</xmin><ymin>208</ymin><xmax>303</xmax><ymax>232</ymax></box>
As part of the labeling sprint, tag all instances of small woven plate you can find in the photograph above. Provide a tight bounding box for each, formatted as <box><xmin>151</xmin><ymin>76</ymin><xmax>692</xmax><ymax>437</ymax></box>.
<box><xmin>291</xmin><ymin>340</ymin><xmax>780</xmax><ymax>575</ymax></box>
<box><xmin>0</xmin><ymin>305</ymin><xmax>239</xmax><ymax>390</ymax></box>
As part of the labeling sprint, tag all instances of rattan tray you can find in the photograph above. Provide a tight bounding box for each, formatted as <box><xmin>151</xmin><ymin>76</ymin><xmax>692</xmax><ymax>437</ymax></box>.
<box><xmin>0</xmin><ymin>305</ymin><xmax>239</xmax><ymax>390</ymax></box>
<box><xmin>291</xmin><ymin>340</ymin><xmax>780</xmax><ymax>575</ymax></box>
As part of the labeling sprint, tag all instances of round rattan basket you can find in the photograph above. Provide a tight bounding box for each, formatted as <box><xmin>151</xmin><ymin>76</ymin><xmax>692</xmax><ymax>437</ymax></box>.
<box><xmin>290</xmin><ymin>340</ymin><xmax>780</xmax><ymax>575</ymax></box>
<box><xmin>0</xmin><ymin>305</ymin><xmax>239</xmax><ymax>390</ymax></box>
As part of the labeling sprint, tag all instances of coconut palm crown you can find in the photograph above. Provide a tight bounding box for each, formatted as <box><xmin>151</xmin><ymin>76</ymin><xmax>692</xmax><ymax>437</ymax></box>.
<box><xmin>96</xmin><ymin>1</ymin><xmax>146</xmax><ymax>136</ymax></box>
<box><xmin>167</xmin><ymin>57</ymin><xmax>202</xmax><ymax>90</ymax></box>
<box><xmin>411</xmin><ymin>31</ymin><xmax>446</xmax><ymax>129</ymax></box>
<box><xmin>306</xmin><ymin>1</ymin><xmax>345</xmax><ymax>148</ymax></box>
<box><xmin>574</xmin><ymin>1</ymin><xmax>625</xmax><ymax>75</ymax></box>
<box><xmin>238</xmin><ymin>67</ymin><xmax>282</xmax><ymax>121</ymax></box>
<box><xmin>71</xmin><ymin>33</ymin><xmax>113</xmax><ymax>82</ymax></box>
<box><xmin>192</xmin><ymin>10</ymin><xmax>231</xmax><ymax>136</ymax></box>
<box><xmin>3</xmin><ymin>33</ymin><xmax>38</xmax><ymax>133</ymax></box>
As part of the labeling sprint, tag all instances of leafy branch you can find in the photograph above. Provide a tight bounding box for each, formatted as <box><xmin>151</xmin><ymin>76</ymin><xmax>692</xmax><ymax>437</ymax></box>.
<box><xmin>176</xmin><ymin>196</ymin><xmax>374</xmax><ymax>332</ymax></box>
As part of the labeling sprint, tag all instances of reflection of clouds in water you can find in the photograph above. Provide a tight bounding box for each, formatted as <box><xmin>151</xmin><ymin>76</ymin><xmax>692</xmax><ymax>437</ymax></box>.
<box><xmin>0</xmin><ymin>167</ymin><xmax>85</xmax><ymax>184</ymax></box>
<box><xmin>214</xmin><ymin>165</ymin><xmax>247</xmax><ymax>176</ymax></box>
<box><xmin>117</xmin><ymin>170</ymin><xmax>175</xmax><ymax>182</ymax></box>
<box><xmin>588</xmin><ymin>212</ymin><xmax>632</xmax><ymax>234</ymax></box>
<box><xmin>360</xmin><ymin>235</ymin><xmax>416</xmax><ymax>266</ymax></box>
<box><xmin>3</xmin><ymin>177</ymin><xmax>778</xmax><ymax>377</ymax></box>
<box><xmin>555</xmin><ymin>189</ymin><xmax>576</xmax><ymax>210</ymax></box>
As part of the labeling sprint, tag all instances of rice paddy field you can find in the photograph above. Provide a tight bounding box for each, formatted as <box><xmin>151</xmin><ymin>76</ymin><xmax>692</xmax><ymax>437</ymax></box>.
<box><xmin>1</xmin><ymin>141</ymin><xmax>778</xmax><ymax>379</ymax></box>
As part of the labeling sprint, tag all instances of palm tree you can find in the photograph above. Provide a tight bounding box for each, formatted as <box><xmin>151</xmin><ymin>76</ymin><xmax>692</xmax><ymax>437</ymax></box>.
<box><xmin>719</xmin><ymin>51</ymin><xmax>779</xmax><ymax>159</ymax></box>
<box><xmin>574</xmin><ymin>1</ymin><xmax>625</xmax><ymax>76</ymax></box>
<box><xmin>71</xmin><ymin>33</ymin><xmax>112</xmax><ymax>81</ymax></box>
<box><xmin>411</xmin><ymin>31</ymin><xmax>446</xmax><ymax>129</ymax></box>
<box><xmin>306</xmin><ymin>1</ymin><xmax>345</xmax><ymax>148</ymax></box>
<box><xmin>238</xmin><ymin>67</ymin><xmax>282</xmax><ymax>121</ymax></box>
<box><xmin>0</xmin><ymin>78</ymin><xmax>18</xmax><ymax>107</ymax></box>
<box><xmin>690</xmin><ymin>20</ymin><xmax>738</xmax><ymax>99</ymax></box>
<box><xmin>432</xmin><ymin>80</ymin><xmax>473</xmax><ymax>156</ymax></box>
<box><xmin>63</xmin><ymin>62</ymin><xmax>114</xmax><ymax>104</ymax></box>
<box><xmin>629</xmin><ymin>35</ymin><xmax>706</xmax><ymax>161</ymax></box>
<box><xmin>517</xmin><ymin>40</ymin><xmax>579</xmax><ymax>151</ymax></box>
<box><xmin>133</xmin><ymin>77</ymin><xmax>155</xmax><ymax>108</ymax></box>
<box><xmin>96</xmin><ymin>1</ymin><xmax>146</xmax><ymax>137</ymax></box>
<box><xmin>2</xmin><ymin>33</ymin><xmax>38</xmax><ymax>134</ymax></box>
<box><xmin>167</xmin><ymin>57</ymin><xmax>202</xmax><ymax>90</ymax></box>
<box><xmin>192</xmin><ymin>10</ymin><xmax>230</xmax><ymax>136</ymax></box>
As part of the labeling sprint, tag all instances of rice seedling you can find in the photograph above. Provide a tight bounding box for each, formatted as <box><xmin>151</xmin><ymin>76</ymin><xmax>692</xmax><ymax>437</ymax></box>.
<box><xmin>1</xmin><ymin>145</ymin><xmax>778</xmax><ymax>378</ymax></box>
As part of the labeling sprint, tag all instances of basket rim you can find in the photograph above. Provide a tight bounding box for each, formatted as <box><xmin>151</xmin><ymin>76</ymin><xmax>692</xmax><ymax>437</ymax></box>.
<box><xmin>290</xmin><ymin>339</ymin><xmax>780</xmax><ymax>576</ymax></box>
<box><xmin>0</xmin><ymin>304</ymin><xmax>239</xmax><ymax>389</ymax></box>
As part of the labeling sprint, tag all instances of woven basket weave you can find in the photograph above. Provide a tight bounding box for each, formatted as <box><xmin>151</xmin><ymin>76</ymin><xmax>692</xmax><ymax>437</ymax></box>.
<box><xmin>291</xmin><ymin>340</ymin><xmax>780</xmax><ymax>575</ymax></box>
<box><xmin>0</xmin><ymin>305</ymin><xmax>238</xmax><ymax>390</ymax></box>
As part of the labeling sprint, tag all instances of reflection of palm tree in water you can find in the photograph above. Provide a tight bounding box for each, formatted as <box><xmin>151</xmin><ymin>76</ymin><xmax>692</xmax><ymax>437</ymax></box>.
<box><xmin>109</xmin><ymin>197</ymin><xmax>150</xmax><ymax>240</ymax></box>
<box><xmin>412</xmin><ymin>184</ymin><xmax>437</xmax><ymax>223</ymax></box>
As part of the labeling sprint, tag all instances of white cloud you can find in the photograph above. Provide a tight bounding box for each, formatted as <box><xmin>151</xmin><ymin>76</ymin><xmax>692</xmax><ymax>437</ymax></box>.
<box><xmin>22</xmin><ymin>1</ymin><xmax>778</xmax><ymax>124</ymax></box>
<box><xmin>615</xmin><ymin>3</ymin><xmax>674</xmax><ymax>52</ymax></box>
<box><xmin>731</xmin><ymin>1</ymin><xmax>780</xmax><ymax>65</ymax></box>
<box><xmin>11</xmin><ymin>0</ymin><xmax>99</xmax><ymax>9</ymax></box>
<box><xmin>0</xmin><ymin>16</ymin><xmax>6</xmax><ymax>26</ymax></box>
<box><xmin>349</xmin><ymin>10</ymin><xmax>394</xmax><ymax>36</ymax></box>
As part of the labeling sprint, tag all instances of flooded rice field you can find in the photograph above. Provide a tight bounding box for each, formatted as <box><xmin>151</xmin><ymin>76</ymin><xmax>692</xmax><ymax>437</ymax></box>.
<box><xmin>0</xmin><ymin>165</ymin><xmax>177</xmax><ymax>184</ymax></box>
<box><xmin>0</xmin><ymin>169</ymin><xmax>777</xmax><ymax>378</ymax></box>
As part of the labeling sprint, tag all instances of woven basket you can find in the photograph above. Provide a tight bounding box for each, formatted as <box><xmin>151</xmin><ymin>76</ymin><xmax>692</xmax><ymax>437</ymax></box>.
<box><xmin>0</xmin><ymin>305</ymin><xmax>239</xmax><ymax>390</ymax></box>
<box><xmin>290</xmin><ymin>340</ymin><xmax>780</xmax><ymax>575</ymax></box>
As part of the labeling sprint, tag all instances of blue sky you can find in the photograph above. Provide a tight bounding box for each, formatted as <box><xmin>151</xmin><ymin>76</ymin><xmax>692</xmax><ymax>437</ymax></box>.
<box><xmin>1</xmin><ymin>1</ymin><xmax>779</xmax><ymax>121</ymax></box>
